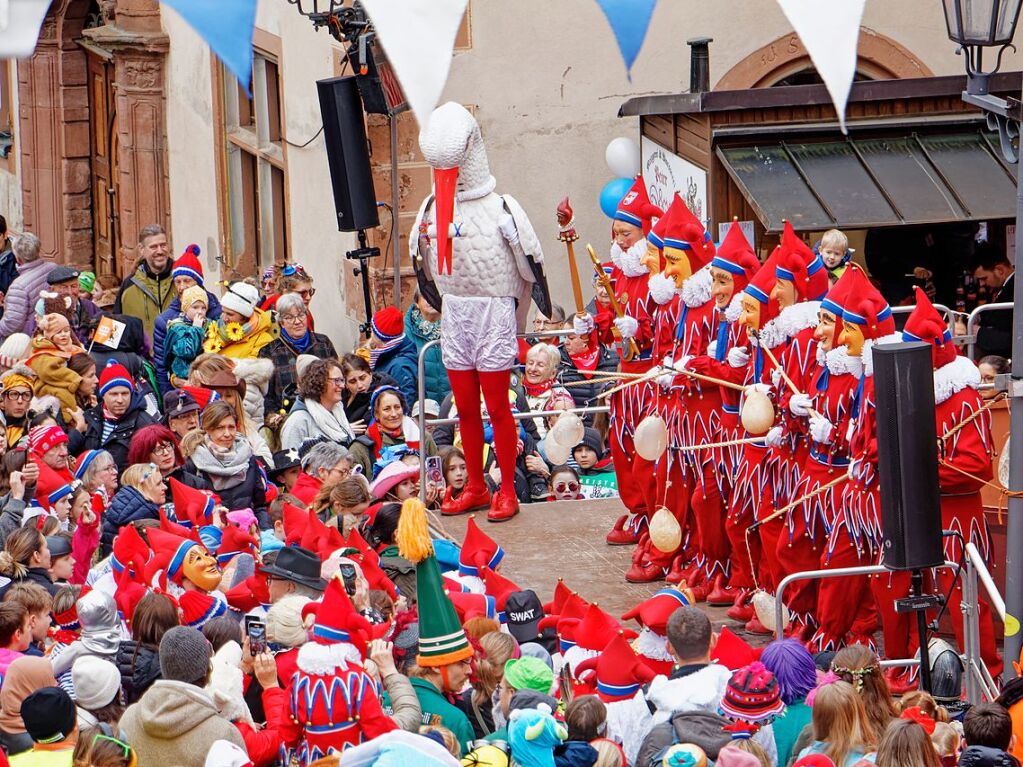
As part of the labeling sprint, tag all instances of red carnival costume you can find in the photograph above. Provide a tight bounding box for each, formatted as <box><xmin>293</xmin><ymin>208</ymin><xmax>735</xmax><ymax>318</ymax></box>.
<box><xmin>412</xmin><ymin>103</ymin><xmax>551</xmax><ymax>523</ymax></box>
<box><xmin>605</xmin><ymin>177</ymin><xmax>662</xmax><ymax>545</ymax></box>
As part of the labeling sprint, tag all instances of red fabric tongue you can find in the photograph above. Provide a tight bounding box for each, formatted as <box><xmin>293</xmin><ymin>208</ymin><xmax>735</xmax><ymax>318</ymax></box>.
<box><xmin>433</xmin><ymin>167</ymin><xmax>459</xmax><ymax>275</ymax></box>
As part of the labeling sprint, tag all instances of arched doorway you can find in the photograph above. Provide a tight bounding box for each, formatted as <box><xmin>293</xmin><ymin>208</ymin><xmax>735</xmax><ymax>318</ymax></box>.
<box><xmin>715</xmin><ymin>27</ymin><xmax>933</xmax><ymax>90</ymax></box>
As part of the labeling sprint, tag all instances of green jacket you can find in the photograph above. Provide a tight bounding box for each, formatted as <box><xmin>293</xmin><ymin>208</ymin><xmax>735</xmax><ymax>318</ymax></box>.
<box><xmin>114</xmin><ymin>260</ymin><xmax>176</xmax><ymax>338</ymax></box>
<box><xmin>386</xmin><ymin>677</ymin><xmax>475</xmax><ymax>756</ymax></box>
<box><xmin>773</xmin><ymin>698</ymin><xmax>813</xmax><ymax>767</ymax></box>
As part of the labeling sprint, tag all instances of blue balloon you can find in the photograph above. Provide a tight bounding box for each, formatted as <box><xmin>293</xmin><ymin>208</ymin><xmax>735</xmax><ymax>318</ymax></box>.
<box><xmin>599</xmin><ymin>177</ymin><xmax>634</xmax><ymax>219</ymax></box>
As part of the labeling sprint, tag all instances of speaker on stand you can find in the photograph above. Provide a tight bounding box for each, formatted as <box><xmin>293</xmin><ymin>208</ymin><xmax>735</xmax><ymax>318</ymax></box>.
<box><xmin>874</xmin><ymin>340</ymin><xmax>944</xmax><ymax>692</ymax></box>
<box><xmin>316</xmin><ymin>75</ymin><xmax>381</xmax><ymax>336</ymax></box>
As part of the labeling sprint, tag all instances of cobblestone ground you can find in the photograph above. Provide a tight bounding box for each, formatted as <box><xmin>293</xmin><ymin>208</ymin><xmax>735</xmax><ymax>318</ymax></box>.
<box><xmin>438</xmin><ymin>497</ymin><xmax>764</xmax><ymax>642</ymax></box>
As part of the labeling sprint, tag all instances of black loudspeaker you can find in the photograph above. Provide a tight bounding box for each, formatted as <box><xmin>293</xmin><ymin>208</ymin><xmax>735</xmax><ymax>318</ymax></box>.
<box><xmin>316</xmin><ymin>76</ymin><xmax>380</xmax><ymax>233</ymax></box>
<box><xmin>875</xmin><ymin>341</ymin><xmax>944</xmax><ymax>570</ymax></box>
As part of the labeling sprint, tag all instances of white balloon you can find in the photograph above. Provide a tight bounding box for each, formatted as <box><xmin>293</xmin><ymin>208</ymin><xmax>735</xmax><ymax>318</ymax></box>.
<box><xmin>634</xmin><ymin>415</ymin><xmax>668</xmax><ymax>461</ymax></box>
<box><xmin>605</xmin><ymin>137</ymin><xmax>641</xmax><ymax>179</ymax></box>
<box><xmin>545</xmin><ymin>437</ymin><xmax>572</xmax><ymax>466</ymax></box>
<box><xmin>550</xmin><ymin>411</ymin><xmax>585</xmax><ymax>449</ymax></box>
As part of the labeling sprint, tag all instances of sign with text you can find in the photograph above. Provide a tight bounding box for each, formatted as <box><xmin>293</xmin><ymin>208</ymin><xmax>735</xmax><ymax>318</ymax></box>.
<box><xmin>641</xmin><ymin>136</ymin><xmax>708</xmax><ymax>226</ymax></box>
<box><xmin>92</xmin><ymin>316</ymin><xmax>126</xmax><ymax>349</ymax></box>
<box><xmin>718</xmin><ymin>220</ymin><xmax>756</xmax><ymax>250</ymax></box>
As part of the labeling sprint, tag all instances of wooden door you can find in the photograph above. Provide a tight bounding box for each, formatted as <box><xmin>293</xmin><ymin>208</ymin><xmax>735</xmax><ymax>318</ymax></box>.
<box><xmin>87</xmin><ymin>51</ymin><xmax>118</xmax><ymax>278</ymax></box>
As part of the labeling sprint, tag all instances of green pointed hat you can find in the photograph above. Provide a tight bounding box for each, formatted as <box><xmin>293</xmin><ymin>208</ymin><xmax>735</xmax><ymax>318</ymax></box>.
<box><xmin>397</xmin><ymin>498</ymin><xmax>473</xmax><ymax>667</ymax></box>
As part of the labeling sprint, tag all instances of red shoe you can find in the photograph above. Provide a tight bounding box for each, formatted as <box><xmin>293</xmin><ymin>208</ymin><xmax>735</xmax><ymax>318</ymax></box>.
<box><xmin>441</xmin><ymin>485</ymin><xmax>491</xmax><ymax>516</ymax></box>
<box><xmin>625</xmin><ymin>561</ymin><xmax>668</xmax><ymax>583</ymax></box>
<box><xmin>606</xmin><ymin>515</ymin><xmax>640</xmax><ymax>545</ymax></box>
<box><xmin>665</xmin><ymin>555</ymin><xmax>686</xmax><ymax>584</ymax></box>
<box><xmin>487</xmin><ymin>491</ymin><xmax>519</xmax><ymax>523</ymax></box>
<box><xmin>708</xmin><ymin>576</ymin><xmax>738</xmax><ymax>608</ymax></box>
<box><xmin>686</xmin><ymin>581</ymin><xmax>709</xmax><ymax>603</ymax></box>
<box><xmin>727</xmin><ymin>601</ymin><xmax>754</xmax><ymax>623</ymax></box>
<box><xmin>678</xmin><ymin>561</ymin><xmax>705</xmax><ymax>589</ymax></box>
<box><xmin>885</xmin><ymin>667</ymin><xmax>918</xmax><ymax>695</ymax></box>
<box><xmin>745</xmin><ymin>614</ymin><xmax>772</xmax><ymax>635</ymax></box>
<box><xmin>784</xmin><ymin>619</ymin><xmax>814</xmax><ymax>642</ymax></box>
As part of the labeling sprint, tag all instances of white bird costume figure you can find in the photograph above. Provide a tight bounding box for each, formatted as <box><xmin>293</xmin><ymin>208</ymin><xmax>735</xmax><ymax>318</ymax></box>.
<box><xmin>411</xmin><ymin>102</ymin><xmax>552</xmax><ymax>523</ymax></box>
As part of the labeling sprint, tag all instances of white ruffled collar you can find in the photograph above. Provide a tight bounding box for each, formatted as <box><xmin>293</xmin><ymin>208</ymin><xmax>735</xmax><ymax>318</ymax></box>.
<box><xmin>647</xmin><ymin>272</ymin><xmax>678</xmax><ymax>306</ymax></box>
<box><xmin>635</xmin><ymin>628</ymin><xmax>674</xmax><ymax>662</ymax></box>
<box><xmin>934</xmin><ymin>355</ymin><xmax>981</xmax><ymax>405</ymax></box>
<box><xmin>826</xmin><ymin>345</ymin><xmax>863</xmax><ymax>377</ymax></box>
<box><xmin>757</xmin><ymin>301</ymin><xmax>820</xmax><ymax>350</ymax></box>
<box><xmin>861</xmin><ymin>332</ymin><xmax>904</xmax><ymax>377</ymax></box>
<box><xmin>723</xmin><ymin>293</ymin><xmax>744</xmax><ymax>323</ymax></box>
<box><xmin>681</xmin><ymin>266</ymin><xmax>713</xmax><ymax>308</ymax></box>
<box><xmin>296</xmin><ymin>641</ymin><xmax>364</xmax><ymax>675</ymax></box>
<box><xmin>611</xmin><ymin>238</ymin><xmax>650</xmax><ymax>278</ymax></box>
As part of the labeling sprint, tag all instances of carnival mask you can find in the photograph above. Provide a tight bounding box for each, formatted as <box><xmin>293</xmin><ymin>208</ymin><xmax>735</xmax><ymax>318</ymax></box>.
<box><xmin>183</xmin><ymin>546</ymin><xmax>222</xmax><ymax>592</ymax></box>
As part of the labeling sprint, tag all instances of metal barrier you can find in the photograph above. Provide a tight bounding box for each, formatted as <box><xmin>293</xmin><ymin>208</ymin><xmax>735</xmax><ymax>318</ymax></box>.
<box><xmin>891</xmin><ymin>302</ymin><xmax>954</xmax><ymax>326</ymax></box>
<box><xmin>966</xmin><ymin>302</ymin><xmax>1013</xmax><ymax>360</ymax></box>
<box><xmin>773</xmin><ymin>558</ymin><xmax>1000</xmax><ymax>702</ymax></box>
<box><xmin>416</xmin><ymin>329</ymin><xmax>612</xmax><ymax>503</ymax></box>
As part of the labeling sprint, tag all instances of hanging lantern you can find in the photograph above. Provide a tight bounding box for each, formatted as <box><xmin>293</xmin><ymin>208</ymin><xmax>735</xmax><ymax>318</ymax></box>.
<box><xmin>740</xmin><ymin>389</ymin><xmax>775</xmax><ymax>436</ymax></box>
<box><xmin>649</xmin><ymin>506</ymin><xmax>682</xmax><ymax>553</ymax></box>
<box><xmin>634</xmin><ymin>415</ymin><xmax>668</xmax><ymax>461</ymax></box>
<box><xmin>545</xmin><ymin>435</ymin><xmax>572</xmax><ymax>467</ymax></box>
<box><xmin>550</xmin><ymin>410</ymin><xmax>585</xmax><ymax>449</ymax></box>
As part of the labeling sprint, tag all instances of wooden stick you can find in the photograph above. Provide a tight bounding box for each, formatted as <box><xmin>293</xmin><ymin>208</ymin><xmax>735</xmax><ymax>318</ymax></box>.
<box><xmin>675</xmin><ymin>435</ymin><xmax>767</xmax><ymax>451</ymax></box>
<box><xmin>755</xmin><ymin>336</ymin><xmax>823</xmax><ymax>419</ymax></box>
<box><xmin>749</xmin><ymin>471</ymin><xmax>850</xmax><ymax>530</ymax></box>
<box><xmin>597</xmin><ymin>368</ymin><xmax>662</xmax><ymax>399</ymax></box>
<box><xmin>670</xmin><ymin>365</ymin><xmax>749</xmax><ymax>393</ymax></box>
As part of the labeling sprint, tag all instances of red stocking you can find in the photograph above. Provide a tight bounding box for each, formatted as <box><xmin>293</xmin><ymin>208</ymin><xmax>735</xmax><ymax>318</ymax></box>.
<box><xmin>447</xmin><ymin>369</ymin><xmax>486</xmax><ymax>492</ymax></box>
<box><xmin>479</xmin><ymin>369</ymin><xmax>518</xmax><ymax>501</ymax></box>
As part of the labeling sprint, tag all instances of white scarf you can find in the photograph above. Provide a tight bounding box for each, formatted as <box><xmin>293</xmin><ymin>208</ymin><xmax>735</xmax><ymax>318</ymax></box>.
<box><xmin>610</xmin><ymin>238</ymin><xmax>650</xmax><ymax>277</ymax></box>
<box><xmin>305</xmin><ymin>398</ymin><xmax>355</xmax><ymax>444</ymax></box>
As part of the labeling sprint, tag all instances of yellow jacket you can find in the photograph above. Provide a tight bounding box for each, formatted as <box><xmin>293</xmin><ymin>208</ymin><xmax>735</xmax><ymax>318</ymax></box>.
<box><xmin>26</xmin><ymin>336</ymin><xmax>81</xmax><ymax>419</ymax></box>
<box><xmin>205</xmin><ymin>308</ymin><xmax>278</xmax><ymax>359</ymax></box>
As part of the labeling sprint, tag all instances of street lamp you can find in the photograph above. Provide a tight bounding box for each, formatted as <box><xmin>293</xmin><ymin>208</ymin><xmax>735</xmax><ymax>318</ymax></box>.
<box><xmin>942</xmin><ymin>0</ymin><xmax>1023</xmax><ymax>686</ymax></box>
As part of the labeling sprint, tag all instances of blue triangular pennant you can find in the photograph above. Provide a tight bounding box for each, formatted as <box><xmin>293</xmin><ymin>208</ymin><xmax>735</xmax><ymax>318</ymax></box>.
<box><xmin>594</xmin><ymin>0</ymin><xmax>658</xmax><ymax>79</ymax></box>
<box><xmin>161</xmin><ymin>0</ymin><xmax>257</xmax><ymax>95</ymax></box>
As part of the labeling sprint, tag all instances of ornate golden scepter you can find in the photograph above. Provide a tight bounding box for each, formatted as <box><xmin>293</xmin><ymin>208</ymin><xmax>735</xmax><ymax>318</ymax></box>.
<box><xmin>586</xmin><ymin>244</ymin><xmax>639</xmax><ymax>362</ymax></box>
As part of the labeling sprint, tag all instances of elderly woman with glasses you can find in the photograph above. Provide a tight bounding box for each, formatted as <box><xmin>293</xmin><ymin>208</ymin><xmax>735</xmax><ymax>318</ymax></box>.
<box><xmin>127</xmin><ymin>424</ymin><xmax>209</xmax><ymax>496</ymax></box>
<box><xmin>259</xmin><ymin>292</ymin><xmax>337</xmax><ymax>434</ymax></box>
<box><xmin>99</xmin><ymin>462</ymin><xmax>167</xmax><ymax>556</ymax></box>
<box><xmin>280</xmin><ymin>358</ymin><xmax>355</xmax><ymax>455</ymax></box>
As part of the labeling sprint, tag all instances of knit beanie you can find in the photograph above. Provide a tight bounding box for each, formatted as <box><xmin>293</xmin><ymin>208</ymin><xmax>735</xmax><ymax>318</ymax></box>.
<box><xmin>98</xmin><ymin>361</ymin><xmax>134</xmax><ymax>397</ymax></box>
<box><xmin>71</xmin><ymin>655</ymin><xmax>121</xmax><ymax>709</ymax></box>
<box><xmin>22</xmin><ymin>687</ymin><xmax>76</xmax><ymax>744</ymax></box>
<box><xmin>719</xmin><ymin>661</ymin><xmax>785</xmax><ymax>728</ymax></box>
<box><xmin>78</xmin><ymin>271</ymin><xmax>96</xmax><ymax>293</ymax></box>
<box><xmin>221</xmin><ymin>282</ymin><xmax>259</xmax><ymax>319</ymax></box>
<box><xmin>371</xmin><ymin>306</ymin><xmax>404</xmax><ymax>341</ymax></box>
<box><xmin>159</xmin><ymin>625</ymin><xmax>213</xmax><ymax>684</ymax></box>
<box><xmin>28</xmin><ymin>424</ymin><xmax>68</xmax><ymax>457</ymax></box>
<box><xmin>182</xmin><ymin>285</ymin><xmax>209</xmax><ymax>310</ymax></box>
<box><xmin>172</xmin><ymin>244</ymin><xmax>205</xmax><ymax>286</ymax></box>
<box><xmin>0</xmin><ymin>333</ymin><xmax>32</xmax><ymax>370</ymax></box>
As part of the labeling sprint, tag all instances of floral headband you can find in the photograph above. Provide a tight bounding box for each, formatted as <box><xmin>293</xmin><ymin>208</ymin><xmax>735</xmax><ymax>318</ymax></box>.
<box><xmin>832</xmin><ymin>664</ymin><xmax>878</xmax><ymax>694</ymax></box>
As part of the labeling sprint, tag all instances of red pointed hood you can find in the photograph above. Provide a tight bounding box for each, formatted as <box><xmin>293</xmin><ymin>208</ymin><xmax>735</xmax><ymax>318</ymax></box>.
<box><xmin>458</xmin><ymin>516</ymin><xmax>505</xmax><ymax>577</ymax></box>
<box><xmin>775</xmin><ymin>222</ymin><xmax>829</xmax><ymax>302</ymax></box>
<box><xmin>902</xmin><ymin>286</ymin><xmax>957</xmax><ymax>368</ymax></box>
<box><xmin>574</xmin><ymin>632</ymin><xmax>657</xmax><ymax>702</ymax></box>
<box><xmin>169</xmin><ymin>478</ymin><xmax>216</xmax><ymax>528</ymax></box>
<box><xmin>282</xmin><ymin>502</ymin><xmax>308</xmax><ymax>547</ymax></box>
<box><xmin>302</xmin><ymin>576</ymin><xmax>373</xmax><ymax>654</ymax></box>
<box><xmin>711</xmin><ymin>219</ymin><xmax>760</xmax><ymax>294</ymax></box>
<box><xmin>621</xmin><ymin>587</ymin><xmax>691</xmax><ymax>637</ymax></box>
<box><xmin>614</xmin><ymin>176</ymin><xmax>663</xmax><ymax>235</ymax></box>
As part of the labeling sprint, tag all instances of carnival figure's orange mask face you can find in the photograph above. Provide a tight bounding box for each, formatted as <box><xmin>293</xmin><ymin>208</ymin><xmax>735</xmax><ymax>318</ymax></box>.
<box><xmin>739</xmin><ymin>295</ymin><xmax>762</xmax><ymax>332</ymax></box>
<box><xmin>710</xmin><ymin>267</ymin><xmax>735</xmax><ymax>310</ymax></box>
<box><xmin>663</xmin><ymin>248</ymin><xmax>693</xmax><ymax>289</ymax></box>
<box><xmin>640</xmin><ymin>242</ymin><xmax>662</xmax><ymax>276</ymax></box>
<box><xmin>839</xmin><ymin>320</ymin><xmax>865</xmax><ymax>357</ymax></box>
<box><xmin>770</xmin><ymin>278</ymin><xmax>797</xmax><ymax>310</ymax></box>
<box><xmin>183</xmin><ymin>547</ymin><xmax>222</xmax><ymax>592</ymax></box>
<box><xmin>814</xmin><ymin>310</ymin><xmax>838</xmax><ymax>353</ymax></box>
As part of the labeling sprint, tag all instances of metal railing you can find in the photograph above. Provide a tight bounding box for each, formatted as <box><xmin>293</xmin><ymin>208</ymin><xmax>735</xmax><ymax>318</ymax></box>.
<box><xmin>966</xmin><ymin>302</ymin><xmax>1013</xmax><ymax>360</ymax></box>
<box><xmin>773</xmin><ymin>557</ymin><xmax>1000</xmax><ymax>702</ymax></box>
<box><xmin>416</xmin><ymin>329</ymin><xmax>612</xmax><ymax>503</ymax></box>
<box><xmin>891</xmin><ymin>302</ymin><xmax>954</xmax><ymax>326</ymax></box>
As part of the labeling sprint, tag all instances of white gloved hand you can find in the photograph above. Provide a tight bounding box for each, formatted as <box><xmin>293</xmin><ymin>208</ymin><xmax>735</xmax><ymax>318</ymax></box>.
<box><xmin>747</xmin><ymin>382</ymin><xmax>771</xmax><ymax>397</ymax></box>
<box><xmin>706</xmin><ymin>340</ymin><xmax>718</xmax><ymax>358</ymax></box>
<box><xmin>771</xmin><ymin>367</ymin><xmax>782</xmax><ymax>387</ymax></box>
<box><xmin>573</xmin><ymin>313</ymin><xmax>595</xmax><ymax>337</ymax></box>
<box><xmin>809</xmin><ymin>414</ymin><xmax>834</xmax><ymax>444</ymax></box>
<box><xmin>656</xmin><ymin>372</ymin><xmax>675</xmax><ymax>389</ymax></box>
<box><xmin>673</xmin><ymin>355</ymin><xmax>692</xmax><ymax>372</ymax></box>
<box><xmin>765</xmin><ymin>426</ymin><xmax>784</xmax><ymax>447</ymax></box>
<box><xmin>614</xmin><ymin>315</ymin><xmax>639</xmax><ymax>339</ymax></box>
<box><xmin>498</xmin><ymin>213</ymin><xmax>519</xmax><ymax>245</ymax></box>
<box><xmin>789</xmin><ymin>393</ymin><xmax>813</xmax><ymax>417</ymax></box>
<box><xmin>727</xmin><ymin>346</ymin><xmax>750</xmax><ymax>368</ymax></box>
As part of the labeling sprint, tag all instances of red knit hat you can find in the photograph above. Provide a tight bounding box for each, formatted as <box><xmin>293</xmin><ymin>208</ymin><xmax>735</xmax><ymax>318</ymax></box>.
<box><xmin>178</xmin><ymin>385</ymin><xmax>220</xmax><ymax>410</ymax></box>
<box><xmin>459</xmin><ymin>516</ymin><xmax>505</xmax><ymax>577</ymax></box>
<box><xmin>614</xmin><ymin>176</ymin><xmax>663</xmax><ymax>235</ymax></box>
<box><xmin>719</xmin><ymin>661</ymin><xmax>785</xmax><ymax>726</ymax></box>
<box><xmin>303</xmin><ymin>575</ymin><xmax>373</xmax><ymax>652</ymax></box>
<box><xmin>371</xmin><ymin>306</ymin><xmax>405</xmax><ymax>342</ymax></box>
<box><xmin>902</xmin><ymin>286</ymin><xmax>957</xmax><ymax>368</ymax></box>
<box><xmin>574</xmin><ymin>633</ymin><xmax>657</xmax><ymax>702</ymax></box>
<box><xmin>172</xmin><ymin>244</ymin><xmax>205</xmax><ymax>286</ymax></box>
<box><xmin>282</xmin><ymin>502</ymin><xmax>308</xmax><ymax>547</ymax></box>
<box><xmin>169</xmin><ymin>478</ymin><xmax>216</xmax><ymax>528</ymax></box>
<box><xmin>33</xmin><ymin>467</ymin><xmax>74</xmax><ymax>512</ymax></box>
<box><xmin>621</xmin><ymin>587</ymin><xmax>691</xmax><ymax>637</ymax></box>
<box><xmin>776</xmin><ymin>222</ymin><xmax>829</xmax><ymax>302</ymax></box>
<box><xmin>649</xmin><ymin>193</ymin><xmax>715</xmax><ymax>272</ymax></box>
<box><xmin>180</xmin><ymin>590</ymin><xmax>226</xmax><ymax>629</ymax></box>
<box><xmin>98</xmin><ymin>361</ymin><xmax>134</xmax><ymax>397</ymax></box>
<box><xmin>28</xmin><ymin>425</ymin><xmax>67</xmax><ymax>458</ymax></box>
<box><xmin>712</xmin><ymin>220</ymin><xmax>760</xmax><ymax>294</ymax></box>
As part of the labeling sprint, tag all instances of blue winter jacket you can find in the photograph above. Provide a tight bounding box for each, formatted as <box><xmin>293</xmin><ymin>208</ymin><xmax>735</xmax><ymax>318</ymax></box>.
<box><xmin>404</xmin><ymin>305</ymin><xmax>449</xmax><ymax>404</ymax></box>
<box><xmin>376</xmin><ymin>336</ymin><xmax>420</xmax><ymax>406</ymax></box>
<box><xmin>153</xmin><ymin>291</ymin><xmax>222</xmax><ymax>394</ymax></box>
<box><xmin>100</xmin><ymin>486</ymin><xmax>160</xmax><ymax>557</ymax></box>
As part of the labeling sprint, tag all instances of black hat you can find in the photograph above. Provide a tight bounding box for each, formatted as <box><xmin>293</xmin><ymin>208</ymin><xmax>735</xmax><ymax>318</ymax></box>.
<box><xmin>22</xmin><ymin>687</ymin><xmax>76</xmax><ymax>743</ymax></box>
<box><xmin>260</xmin><ymin>545</ymin><xmax>327</xmax><ymax>591</ymax></box>
<box><xmin>573</xmin><ymin>427</ymin><xmax>606</xmax><ymax>460</ymax></box>
<box><xmin>270</xmin><ymin>448</ymin><xmax>301</xmax><ymax>479</ymax></box>
<box><xmin>504</xmin><ymin>589</ymin><xmax>545</xmax><ymax>644</ymax></box>
<box><xmin>163</xmin><ymin>389</ymin><xmax>200</xmax><ymax>421</ymax></box>
<box><xmin>45</xmin><ymin>535</ymin><xmax>72</xmax><ymax>560</ymax></box>
<box><xmin>46</xmin><ymin>265</ymin><xmax>80</xmax><ymax>286</ymax></box>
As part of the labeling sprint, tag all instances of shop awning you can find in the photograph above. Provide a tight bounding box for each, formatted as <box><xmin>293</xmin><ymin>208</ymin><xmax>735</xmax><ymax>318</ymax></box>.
<box><xmin>716</xmin><ymin>131</ymin><xmax>1017</xmax><ymax>232</ymax></box>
